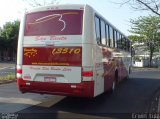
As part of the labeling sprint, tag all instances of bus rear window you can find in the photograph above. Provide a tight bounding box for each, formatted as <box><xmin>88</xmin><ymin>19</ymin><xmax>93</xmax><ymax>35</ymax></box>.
<box><xmin>24</xmin><ymin>10</ymin><xmax>83</xmax><ymax>36</ymax></box>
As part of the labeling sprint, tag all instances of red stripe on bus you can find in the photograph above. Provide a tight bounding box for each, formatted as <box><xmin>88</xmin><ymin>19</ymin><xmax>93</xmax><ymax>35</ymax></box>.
<box><xmin>17</xmin><ymin>78</ymin><xmax>94</xmax><ymax>98</ymax></box>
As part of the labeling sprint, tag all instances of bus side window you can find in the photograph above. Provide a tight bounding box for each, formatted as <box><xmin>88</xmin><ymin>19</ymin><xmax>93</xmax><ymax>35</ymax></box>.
<box><xmin>95</xmin><ymin>16</ymin><xmax>101</xmax><ymax>44</ymax></box>
<box><xmin>105</xmin><ymin>24</ymin><xmax>109</xmax><ymax>46</ymax></box>
<box><xmin>124</xmin><ymin>38</ymin><xmax>127</xmax><ymax>51</ymax></box>
<box><xmin>121</xmin><ymin>36</ymin><xmax>124</xmax><ymax>50</ymax></box>
<box><xmin>119</xmin><ymin>34</ymin><xmax>122</xmax><ymax>49</ymax></box>
<box><xmin>127</xmin><ymin>40</ymin><xmax>131</xmax><ymax>52</ymax></box>
<box><xmin>117</xmin><ymin>32</ymin><xmax>120</xmax><ymax>49</ymax></box>
<box><xmin>121</xmin><ymin>36</ymin><xmax>126</xmax><ymax>50</ymax></box>
<box><xmin>100</xmin><ymin>20</ymin><xmax>106</xmax><ymax>45</ymax></box>
<box><xmin>109</xmin><ymin>26</ymin><xmax>113</xmax><ymax>47</ymax></box>
<box><xmin>114</xmin><ymin>30</ymin><xmax>117</xmax><ymax>48</ymax></box>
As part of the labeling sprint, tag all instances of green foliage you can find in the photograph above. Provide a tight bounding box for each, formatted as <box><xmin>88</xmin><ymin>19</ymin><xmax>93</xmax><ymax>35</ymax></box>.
<box><xmin>130</xmin><ymin>16</ymin><xmax>160</xmax><ymax>45</ymax></box>
<box><xmin>133</xmin><ymin>56</ymin><xmax>141</xmax><ymax>61</ymax></box>
<box><xmin>129</xmin><ymin>15</ymin><xmax>160</xmax><ymax>67</ymax></box>
<box><xmin>128</xmin><ymin>35</ymin><xmax>144</xmax><ymax>43</ymax></box>
<box><xmin>0</xmin><ymin>20</ymin><xmax>20</xmax><ymax>50</ymax></box>
<box><xmin>0</xmin><ymin>36</ymin><xmax>5</xmax><ymax>50</ymax></box>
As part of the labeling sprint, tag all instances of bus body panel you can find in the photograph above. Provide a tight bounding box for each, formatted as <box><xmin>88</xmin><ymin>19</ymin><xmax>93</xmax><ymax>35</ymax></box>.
<box><xmin>94</xmin><ymin>45</ymin><xmax>105</xmax><ymax>96</ymax></box>
<box><xmin>83</xmin><ymin>5</ymin><xmax>105</xmax><ymax>97</ymax></box>
<box><xmin>17</xmin><ymin>5</ymin><xmax>88</xmax><ymax>97</ymax></box>
<box><xmin>23</xmin><ymin>35</ymin><xmax>82</xmax><ymax>46</ymax></box>
<box><xmin>17</xmin><ymin>78</ymin><xmax>94</xmax><ymax>97</ymax></box>
<box><xmin>17</xmin><ymin>4</ymin><xmax>131</xmax><ymax>98</ymax></box>
<box><xmin>17</xmin><ymin>14</ymin><xmax>26</xmax><ymax>66</ymax></box>
<box><xmin>22</xmin><ymin>66</ymin><xmax>81</xmax><ymax>83</ymax></box>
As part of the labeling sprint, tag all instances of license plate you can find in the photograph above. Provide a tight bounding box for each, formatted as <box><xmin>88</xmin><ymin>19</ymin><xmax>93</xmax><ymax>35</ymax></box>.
<box><xmin>44</xmin><ymin>76</ymin><xmax>56</xmax><ymax>82</ymax></box>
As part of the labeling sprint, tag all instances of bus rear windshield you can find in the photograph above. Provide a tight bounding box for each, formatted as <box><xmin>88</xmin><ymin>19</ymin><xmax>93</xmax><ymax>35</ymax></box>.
<box><xmin>24</xmin><ymin>10</ymin><xmax>83</xmax><ymax>36</ymax></box>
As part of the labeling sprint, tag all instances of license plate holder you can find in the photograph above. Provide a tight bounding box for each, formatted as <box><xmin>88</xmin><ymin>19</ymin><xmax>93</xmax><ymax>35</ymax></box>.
<box><xmin>44</xmin><ymin>76</ymin><xmax>57</xmax><ymax>82</ymax></box>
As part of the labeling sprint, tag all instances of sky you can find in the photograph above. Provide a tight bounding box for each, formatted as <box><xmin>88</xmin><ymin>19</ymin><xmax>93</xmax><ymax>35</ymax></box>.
<box><xmin>0</xmin><ymin>0</ymin><xmax>148</xmax><ymax>36</ymax></box>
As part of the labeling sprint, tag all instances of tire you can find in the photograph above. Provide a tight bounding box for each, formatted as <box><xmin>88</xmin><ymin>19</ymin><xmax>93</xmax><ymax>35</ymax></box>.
<box><xmin>128</xmin><ymin>66</ymin><xmax>131</xmax><ymax>74</ymax></box>
<box><xmin>111</xmin><ymin>70</ymin><xmax>118</xmax><ymax>92</ymax></box>
<box><xmin>111</xmin><ymin>80</ymin><xmax>116</xmax><ymax>92</ymax></box>
<box><xmin>126</xmin><ymin>66</ymin><xmax>131</xmax><ymax>80</ymax></box>
<box><xmin>115</xmin><ymin>70</ymin><xmax>118</xmax><ymax>83</ymax></box>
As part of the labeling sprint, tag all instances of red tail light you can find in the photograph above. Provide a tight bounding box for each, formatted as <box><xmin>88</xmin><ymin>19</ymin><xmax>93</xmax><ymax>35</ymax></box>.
<box><xmin>82</xmin><ymin>71</ymin><xmax>93</xmax><ymax>77</ymax></box>
<box><xmin>17</xmin><ymin>69</ymin><xmax>22</xmax><ymax>74</ymax></box>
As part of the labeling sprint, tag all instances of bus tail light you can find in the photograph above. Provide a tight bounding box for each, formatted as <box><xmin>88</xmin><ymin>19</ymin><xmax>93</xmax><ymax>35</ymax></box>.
<box><xmin>17</xmin><ymin>69</ymin><xmax>22</xmax><ymax>74</ymax></box>
<box><xmin>17</xmin><ymin>69</ymin><xmax>22</xmax><ymax>78</ymax></box>
<box><xmin>82</xmin><ymin>67</ymin><xmax>93</xmax><ymax>81</ymax></box>
<box><xmin>82</xmin><ymin>71</ymin><xmax>93</xmax><ymax>77</ymax></box>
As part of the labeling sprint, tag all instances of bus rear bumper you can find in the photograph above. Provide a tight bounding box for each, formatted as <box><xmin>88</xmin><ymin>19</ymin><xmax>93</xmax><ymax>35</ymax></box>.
<box><xmin>17</xmin><ymin>78</ymin><xmax>94</xmax><ymax>98</ymax></box>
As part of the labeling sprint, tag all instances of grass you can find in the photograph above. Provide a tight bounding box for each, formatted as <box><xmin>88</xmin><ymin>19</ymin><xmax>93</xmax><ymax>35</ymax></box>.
<box><xmin>0</xmin><ymin>73</ymin><xmax>16</xmax><ymax>83</ymax></box>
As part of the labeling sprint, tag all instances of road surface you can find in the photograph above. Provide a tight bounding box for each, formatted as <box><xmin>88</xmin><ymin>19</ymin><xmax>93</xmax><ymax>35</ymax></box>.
<box><xmin>0</xmin><ymin>69</ymin><xmax>160</xmax><ymax>119</ymax></box>
<box><xmin>0</xmin><ymin>63</ymin><xmax>15</xmax><ymax>76</ymax></box>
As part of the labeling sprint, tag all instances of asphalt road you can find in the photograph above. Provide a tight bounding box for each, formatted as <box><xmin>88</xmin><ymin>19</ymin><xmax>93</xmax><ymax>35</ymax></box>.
<box><xmin>0</xmin><ymin>66</ymin><xmax>15</xmax><ymax>76</ymax></box>
<box><xmin>0</xmin><ymin>69</ymin><xmax>160</xmax><ymax>119</ymax></box>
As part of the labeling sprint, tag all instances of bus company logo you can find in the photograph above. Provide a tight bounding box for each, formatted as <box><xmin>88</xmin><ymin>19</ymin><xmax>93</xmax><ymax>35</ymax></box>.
<box><xmin>24</xmin><ymin>48</ymin><xmax>38</xmax><ymax>58</ymax></box>
<box><xmin>28</xmin><ymin>12</ymin><xmax>79</xmax><ymax>31</ymax></box>
<box><xmin>50</xmin><ymin>35</ymin><xmax>67</xmax><ymax>41</ymax></box>
<box><xmin>35</xmin><ymin>35</ymin><xmax>67</xmax><ymax>41</ymax></box>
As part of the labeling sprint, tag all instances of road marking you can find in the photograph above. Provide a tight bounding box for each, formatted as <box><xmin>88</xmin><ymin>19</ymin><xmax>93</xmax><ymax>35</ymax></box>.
<box><xmin>0</xmin><ymin>96</ymin><xmax>52</xmax><ymax>113</ymax></box>
<box><xmin>0</xmin><ymin>72</ymin><xmax>13</xmax><ymax>73</ymax></box>
<box><xmin>0</xmin><ymin>97</ymin><xmax>41</xmax><ymax>105</ymax></box>
<box><xmin>9</xmin><ymin>67</ymin><xmax>16</xmax><ymax>69</ymax></box>
<box><xmin>37</xmin><ymin>96</ymin><xmax>66</xmax><ymax>107</ymax></box>
<box><xmin>0</xmin><ymin>67</ymin><xmax>15</xmax><ymax>75</ymax></box>
<box><xmin>0</xmin><ymin>67</ymin><xmax>15</xmax><ymax>70</ymax></box>
<box><xmin>0</xmin><ymin>67</ymin><xmax>9</xmax><ymax>70</ymax></box>
<box><xmin>0</xmin><ymin>72</ymin><xmax>14</xmax><ymax>75</ymax></box>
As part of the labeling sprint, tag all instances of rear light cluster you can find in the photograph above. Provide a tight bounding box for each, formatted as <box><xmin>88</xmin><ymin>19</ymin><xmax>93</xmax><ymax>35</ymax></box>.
<box><xmin>16</xmin><ymin>66</ymin><xmax>22</xmax><ymax>79</ymax></box>
<box><xmin>82</xmin><ymin>67</ymin><xmax>93</xmax><ymax>81</ymax></box>
<box><xmin>17</xmin><ymin>69</ymin><xmax>22</xmax><ymax>74</ymax></box>
<box><xmin>82</xmin><ymin>71</ymin><xmax>93</xmax><ymax>77</ymax></box>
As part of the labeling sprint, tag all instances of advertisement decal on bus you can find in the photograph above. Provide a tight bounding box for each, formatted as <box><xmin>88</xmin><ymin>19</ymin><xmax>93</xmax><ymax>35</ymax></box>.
<box><xmin>23</xmin><ymin>47</ymin><xmax>82</xmax><ymax>66</ymax></box>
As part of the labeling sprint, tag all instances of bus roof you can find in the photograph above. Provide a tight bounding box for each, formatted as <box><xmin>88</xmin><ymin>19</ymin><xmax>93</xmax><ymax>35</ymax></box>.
<box><xmin>25</xmin><ymin>4</ymin><xmax>128</xmax><ymax>38</ymax></box>
<box><xmin>26</xmin><ymin>4</ymin><xmax>87</xmax><ymax>13</ymax></box>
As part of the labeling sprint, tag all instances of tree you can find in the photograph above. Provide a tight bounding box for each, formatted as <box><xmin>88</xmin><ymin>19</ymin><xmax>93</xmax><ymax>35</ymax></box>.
<box><xmin>128</xmin><ymin>35</ymin><xmax>144</xmax><ymax>43</ymax></box>
<box><xmin>129</xmin><ymin>16</ymin><xmax>160</xmax><ymax>67</ymax></box>
<box><xmin>23</xmin><ymin>0</ymin><xmax>59</xmax><ymax>7</ymax></box>
<box><xmin>0</xmin><ymin>20</ymin><xmax>20</xmax><ymax>61</ymax></box>
<box><xmin>0</xmin><ymin>36</ymin><xmax>5</xmax><ymax>61</ymax></box>
<box><xmin>116</xmin><ymin>0</ymin><xmax>160</xmax><ymax>16</ymax></box>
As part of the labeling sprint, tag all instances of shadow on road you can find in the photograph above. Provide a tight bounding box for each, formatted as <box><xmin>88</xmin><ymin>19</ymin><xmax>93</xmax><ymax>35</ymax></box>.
<box><xmin>17</xmin><ymin>73</ymin><xmax>160</xmax><ymax>119</ymax></box>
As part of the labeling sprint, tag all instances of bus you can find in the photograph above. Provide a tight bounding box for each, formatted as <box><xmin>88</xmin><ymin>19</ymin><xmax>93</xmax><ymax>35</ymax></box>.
<box><xmin>17</xmin><ymin>4</ymin><xmax>131</xmax><ymax>98</ymax></box>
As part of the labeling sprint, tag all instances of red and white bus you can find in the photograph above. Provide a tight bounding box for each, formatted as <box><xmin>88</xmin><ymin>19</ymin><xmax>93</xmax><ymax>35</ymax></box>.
<box><xmin>17</xmin><ymin>4</ymin><xmax>131</xmax><ymax>98</ymax></box>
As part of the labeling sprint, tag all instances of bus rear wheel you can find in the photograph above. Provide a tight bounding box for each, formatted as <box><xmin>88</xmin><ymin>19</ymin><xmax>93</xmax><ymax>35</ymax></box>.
<box><xmin>111</xmin><ymin>70</ymin><xmax>118</xmax><ymax>92</ymax></box>
<box><xmin>111</xmin><ymin>80</ymin><xmax>116</xmax><ymax>92</ymax></box>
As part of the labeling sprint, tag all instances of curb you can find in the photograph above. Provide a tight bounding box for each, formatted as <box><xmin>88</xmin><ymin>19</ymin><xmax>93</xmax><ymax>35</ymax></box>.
<box><xmin>0</xmin><ymin>80</ymin><xmax>16</xmax><ymax>85</ymax></box>
<box><xmin>132</xmin><ymin>67</ymin><xmax>160</xmax><ymax>71</ymax></box>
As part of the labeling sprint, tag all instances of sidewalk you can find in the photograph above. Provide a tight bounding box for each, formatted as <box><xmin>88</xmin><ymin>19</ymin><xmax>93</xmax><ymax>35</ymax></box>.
<box><xmin>132</xmin><ymin>67</ymin><xmax>160</xmax><ymax>72</ymax></box>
